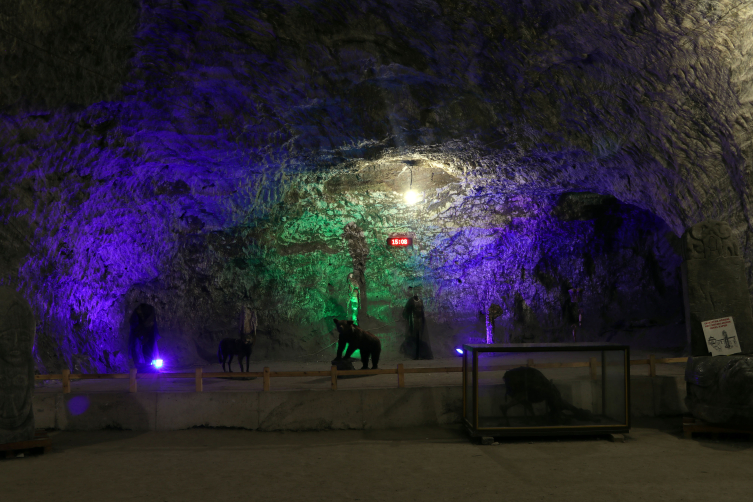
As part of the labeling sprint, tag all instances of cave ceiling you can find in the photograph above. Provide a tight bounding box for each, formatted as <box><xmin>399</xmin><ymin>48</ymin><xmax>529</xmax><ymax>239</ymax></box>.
<box><xmin>1</xmin><ymin>0</ymin><xmax>752</xmax><ymax>369</ymax></box>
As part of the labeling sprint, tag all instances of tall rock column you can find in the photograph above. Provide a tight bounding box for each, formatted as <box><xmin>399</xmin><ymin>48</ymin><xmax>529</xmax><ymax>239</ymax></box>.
<box><xmin>343</xmin><ymin>222</ymin><xmax>369</xmax><ymax>324</ymax></box>
<box><xmin>681</xmin><ymin>220</ymin><xmax>753</xmax><ymax>356</ymax></box>
<box><xmin>0</xmin><ymin>287</ymin><xmax>36</xmax><ymax>445</ymax></box>
<box><xmin>682</xmin><ymin>221</ymin><xmax>753</xmax><ymax>425</ymax></box>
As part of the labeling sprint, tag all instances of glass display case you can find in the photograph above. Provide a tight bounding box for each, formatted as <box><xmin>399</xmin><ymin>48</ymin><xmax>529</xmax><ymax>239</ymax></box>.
<box><xmin>463</xmin><ymin>343</ymin><xmax>630</xmax><ymax>437</ymax></box>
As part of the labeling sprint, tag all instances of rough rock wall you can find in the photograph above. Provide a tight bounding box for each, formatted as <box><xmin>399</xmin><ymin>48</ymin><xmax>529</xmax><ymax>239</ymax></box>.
<box><xmin>0</xmin><ymin>0</ymin><xmax>750</xmax><ymax>370</ymax></box>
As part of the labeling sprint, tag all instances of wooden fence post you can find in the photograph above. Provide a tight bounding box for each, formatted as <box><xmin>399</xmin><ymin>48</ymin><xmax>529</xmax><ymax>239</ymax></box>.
<box><xmin>589</xmin><ymin>357</ymin><xmax>598</xmax><ymax>380</ymax></box>
<box><xmin>62</xmin><ymin>369</ymin><xmax>71</xmax><ymax>394</ymax></box>
<box><xmin>129</xmin><ymin>368</ymin><xmax>137</xmax><ymax>393</ymax></box>
<box><xmin>649</xmin><ymin>354</ymin><xmax>656</xmax><ymax>377</ymax></box>
<box><xmin>397</xmin><ymin>363</ymin><xmax>405</xmax><ymax>388</ymax></box>
<box><xmin>263</xmin><ymin>367</ymin><xmax>270</xmax><ymax>391</ymax></box>
<box><xmin>330</xmin><ymin>365</ymin><xmax>338</xmax><ymax>390</ymax></box>
<box><xmin>195</xmin><ymin>367</ymin><xmax>203</xmax><ymax>392</ymax></box>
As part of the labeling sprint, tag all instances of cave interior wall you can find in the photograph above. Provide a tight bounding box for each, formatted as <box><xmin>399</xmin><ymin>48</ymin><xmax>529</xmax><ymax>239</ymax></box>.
<box><xmin>0</xmin><ymin>0</ymin><xmax>751</xmax><ymax>371</ymax></box>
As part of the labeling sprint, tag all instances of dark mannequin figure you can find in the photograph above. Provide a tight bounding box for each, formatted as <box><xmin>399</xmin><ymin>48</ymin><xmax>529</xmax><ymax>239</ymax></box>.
<box><xmin>402</xmin><ymin>294</ymin><xmax>433</xmax><ymax>360</ymax></box>
<box><xmin>567</xmin><ymin>287</ymin><xmax>583</xmax><ymax>341</ymax></box>
<box><xmin>129</xmin><ymin>303</ymin><xmax>159</xmax><ymax>369</ymax></box>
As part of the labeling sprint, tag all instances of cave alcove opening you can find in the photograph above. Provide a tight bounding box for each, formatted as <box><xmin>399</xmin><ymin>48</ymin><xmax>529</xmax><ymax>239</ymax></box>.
<box><xmin>465</xmin><ymin>191</ymin><xmax>686</xmax><ymax>355</ymax></box>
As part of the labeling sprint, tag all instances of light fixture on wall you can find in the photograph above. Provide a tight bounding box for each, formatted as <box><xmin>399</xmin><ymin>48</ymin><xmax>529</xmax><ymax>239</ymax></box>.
<box><xmin>405</xmin><ymin>189</ymin><xmax>421</xmax><ymax>205</ymax></box>
<box><xmin>404</xmin><ymin>165</ymin><xmax>422</xmax><ymax>205</ymax></box>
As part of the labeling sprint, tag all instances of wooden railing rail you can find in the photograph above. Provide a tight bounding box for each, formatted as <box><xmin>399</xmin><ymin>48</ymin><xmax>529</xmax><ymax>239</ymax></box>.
<box><xmin>35</xmin><ymin>355</ymin><xmax>689</xmax><ymax>394</ymax></box>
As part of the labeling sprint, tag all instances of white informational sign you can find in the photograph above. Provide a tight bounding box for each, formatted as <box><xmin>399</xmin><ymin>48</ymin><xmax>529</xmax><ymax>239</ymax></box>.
<box><xmin>701</xmin><ymin>317</ymin><xmax>742</xmax><ymax>356</ymax></box>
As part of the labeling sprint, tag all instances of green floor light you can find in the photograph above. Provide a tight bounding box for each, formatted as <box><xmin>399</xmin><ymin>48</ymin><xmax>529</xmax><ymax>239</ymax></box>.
<box><xmin>342</xmin><ymin>343</ymin><xmax>361</xmax><ymax>360</ymax></box>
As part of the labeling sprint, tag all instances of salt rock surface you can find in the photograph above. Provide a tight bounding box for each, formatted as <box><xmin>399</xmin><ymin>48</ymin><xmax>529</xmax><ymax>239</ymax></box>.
<box><xmin>0</xmin><ymin>0</ymin><xmax>751</xmax><ymax>370</ymax></box>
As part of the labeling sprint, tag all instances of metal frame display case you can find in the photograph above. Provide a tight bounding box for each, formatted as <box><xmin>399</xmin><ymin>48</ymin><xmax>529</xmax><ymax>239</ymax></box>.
<box><xmin>463</xmin><ymin>343</ymin><xmax>630</xmax><ymax>437</ymax></box>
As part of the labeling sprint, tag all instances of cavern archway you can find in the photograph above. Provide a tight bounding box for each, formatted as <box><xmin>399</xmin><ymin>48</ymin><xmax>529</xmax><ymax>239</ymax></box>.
<box><xmin>209</xmin><ymin>155</ymin><xmax>688</xmax><ymax>361</ymax></box>
<box><xmin>138</xmin><ymin>153</ymin><xmax>689</xmax><ymax>364</ymax></box>
<box><xmin>0</xmin><ymin>0</ymin><xmax>751</xmax><ymax>373</ymax></box>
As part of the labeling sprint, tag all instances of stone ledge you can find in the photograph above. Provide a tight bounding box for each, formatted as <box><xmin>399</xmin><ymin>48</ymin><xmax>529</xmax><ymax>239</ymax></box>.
<box><xmin>31</xmin><ymin>376</ymin><xmax>687</xmax><ymax>431</ymax></box>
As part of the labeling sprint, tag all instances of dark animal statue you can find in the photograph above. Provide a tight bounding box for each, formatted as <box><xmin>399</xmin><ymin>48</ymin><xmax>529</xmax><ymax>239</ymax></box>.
<box><xmin>218</xmin><ymin>337</ymin><xmax>253</xmax><ymax>372</ymax></box>
<box><xmin>218</xmin><ymin>306</ymin><xmax>257</xmax><ymax>372</ymax></box>
<box><xmin>500</xmin><ymin>366</ymin><xmax>595</xmax><ymax>425</ymax></box>
<box><xmin>332</xmin><ymin>319</ymin><xmax>382</xmax><ymax>369</ymax></box>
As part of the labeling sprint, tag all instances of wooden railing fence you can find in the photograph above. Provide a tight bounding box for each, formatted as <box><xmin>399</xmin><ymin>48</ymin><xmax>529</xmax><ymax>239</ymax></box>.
<box><xmin>36</xmin><ymin>355</ymin><xmax>688</xmax><ymax>394</ymax></box>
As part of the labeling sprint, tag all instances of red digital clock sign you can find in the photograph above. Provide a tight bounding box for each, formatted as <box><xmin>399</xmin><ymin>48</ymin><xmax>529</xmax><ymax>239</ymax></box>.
<box><xmin>387</xmin><ymin>237</ymin><xmax>412</xmax><ymax>247</ymax></box>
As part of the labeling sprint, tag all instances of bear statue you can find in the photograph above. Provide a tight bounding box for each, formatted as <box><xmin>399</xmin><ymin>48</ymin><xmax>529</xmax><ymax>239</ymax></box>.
<box><xmin>332</xmin><ymin>319</ymin><xmax>381</xmax><ymax>370</ymax></box>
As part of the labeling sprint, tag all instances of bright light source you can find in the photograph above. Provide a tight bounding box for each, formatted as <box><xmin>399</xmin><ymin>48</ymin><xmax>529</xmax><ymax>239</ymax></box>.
<box><xmin>151</xmin><ymin>359</ymin><xmax>164</xmax><ymax>369</ymax></box>
<box><xmin>405</xmin><ymin>190</ymin><xmax>421</xmax><ymax>205</ymax></box>
<box><xmin>455</xmin><ymin>348</ymin><xmax>464</xmax><ymax>355</ymax></box>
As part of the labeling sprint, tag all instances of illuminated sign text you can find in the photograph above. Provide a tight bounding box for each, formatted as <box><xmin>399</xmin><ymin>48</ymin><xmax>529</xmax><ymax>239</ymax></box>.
<box><xmin>387</xmin><ymin>237</ymin><xmax>412</xmax><ymax>247</ymax></box>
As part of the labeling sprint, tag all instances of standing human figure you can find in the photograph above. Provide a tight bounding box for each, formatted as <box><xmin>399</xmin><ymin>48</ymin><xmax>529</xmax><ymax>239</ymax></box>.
<box><xmin>129</xmin><ymin>303</ymin><xmax>159</xmax><ymax>368</ymax></box>
<box><xmin>240</xmin><ymin>305</ymin><xmax>257</xmax><ymax>342</ymax></box>
<box><xmin>567</xmin><ymin>287</ymin><xmax>583</xmax><ymax>341</ymax></box>
<box><xmin>402</xmin><ymin>294</ymin><xmax>433</xmax><ymax>360</ymax></box>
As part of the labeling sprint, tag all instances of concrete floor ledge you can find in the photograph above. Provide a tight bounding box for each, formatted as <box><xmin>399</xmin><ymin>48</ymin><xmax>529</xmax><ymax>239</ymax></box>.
<box><xmin>32</xmin><ymin>375</ymin><xmax>687</xmax><ymax>431</ymax></box>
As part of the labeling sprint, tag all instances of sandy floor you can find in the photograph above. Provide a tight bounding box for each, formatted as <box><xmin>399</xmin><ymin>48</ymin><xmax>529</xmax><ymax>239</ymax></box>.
<box><xmin>3</xmin><ymin>418</ymin><xmax>752</xmax><ymax>502</ymax></box>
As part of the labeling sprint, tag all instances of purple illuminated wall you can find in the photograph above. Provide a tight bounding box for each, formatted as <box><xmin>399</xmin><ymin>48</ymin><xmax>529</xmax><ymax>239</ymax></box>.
<box><xmin>0</xmin><ymin>0</ymin><xmax>750</xmax><ymax>371</ymax></box>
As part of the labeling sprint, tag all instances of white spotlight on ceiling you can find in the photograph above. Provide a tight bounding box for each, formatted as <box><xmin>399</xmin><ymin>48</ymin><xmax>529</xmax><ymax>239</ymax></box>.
<box><xmin>405</xmin><ymin>189</ymin><xmax>421</xmax><ymax>205</ymax></box>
